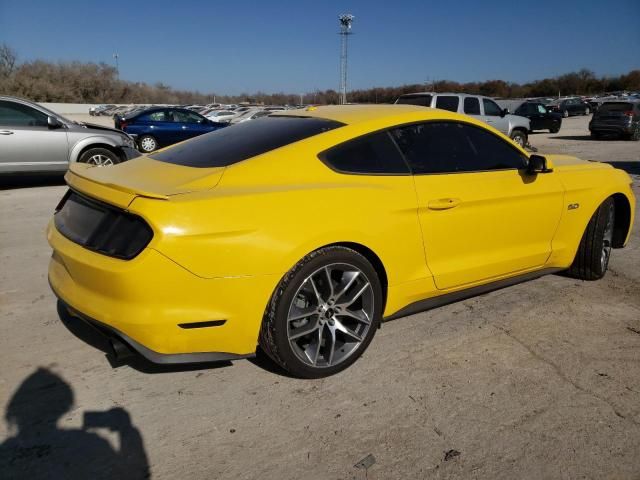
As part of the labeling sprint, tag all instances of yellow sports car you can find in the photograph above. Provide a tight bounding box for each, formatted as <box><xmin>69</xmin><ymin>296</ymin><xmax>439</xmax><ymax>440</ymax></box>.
<box><xmin>48</xmin><ymin>105</ymin><xmax>635</xmax><ymax>378</ymax></box>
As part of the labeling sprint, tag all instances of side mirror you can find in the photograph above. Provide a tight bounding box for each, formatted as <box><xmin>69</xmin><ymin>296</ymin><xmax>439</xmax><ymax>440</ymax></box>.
<box><xmin>47</xmin><ymin>116</ymin><xmax>63</xmax><ymax>129</ymax></box>
<box><xmin>500</xmin><ymin>108</ymin><xmax>508</xmax><ymax>118</ymax></box>
<box><xmin>527</xmin><ymin>154</ymin><xmax>553</xmax><ymax>174</ymax></box>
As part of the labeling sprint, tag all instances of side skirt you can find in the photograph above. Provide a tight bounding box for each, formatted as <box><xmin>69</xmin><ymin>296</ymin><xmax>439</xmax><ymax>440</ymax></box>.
<box><xmin>383</xmin><ymin>267</ymin><xmax>565</xmax><ymax>321</ymax></box>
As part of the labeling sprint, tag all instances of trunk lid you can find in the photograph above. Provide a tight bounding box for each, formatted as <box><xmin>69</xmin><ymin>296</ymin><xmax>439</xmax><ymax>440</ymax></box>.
<box><xmin>66</xmin><ymin>157</ymin><xmax>225</xmax><ymax>208</ymax></box>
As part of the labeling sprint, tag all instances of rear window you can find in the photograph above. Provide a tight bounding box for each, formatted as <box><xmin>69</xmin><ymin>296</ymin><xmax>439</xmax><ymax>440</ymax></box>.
<box><xmin>396</xmin><ymin>94</ymin><xmax>432</xmax><ymax>107</ymax></box>
<box><xmin>435</xmin><ymin>96</ymin><xmax>459</xmax><ymax>112</ymax></box>
<box><xmin>150</xmin><ymin>116</ymin><xmax>344</xmax><ymax>168</ymax></box>
<box><xmin>598</xmin><ymin>102</ymin><xmax>633</xmax><ymax>113</ymax></box>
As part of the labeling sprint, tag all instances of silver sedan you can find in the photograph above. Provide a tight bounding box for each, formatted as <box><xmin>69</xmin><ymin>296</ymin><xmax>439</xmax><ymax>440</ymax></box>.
<box><xmin>0</xmin><ymin>96</ymin><xmax>140</xmax><ymax>174</ymax></box>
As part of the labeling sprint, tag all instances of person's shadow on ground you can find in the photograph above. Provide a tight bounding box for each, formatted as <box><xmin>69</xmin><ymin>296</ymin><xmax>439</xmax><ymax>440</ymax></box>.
<box><xmin>0</xmin><ymin>368</ymin><xmax>150</xmax><ymax>479</ymax></box>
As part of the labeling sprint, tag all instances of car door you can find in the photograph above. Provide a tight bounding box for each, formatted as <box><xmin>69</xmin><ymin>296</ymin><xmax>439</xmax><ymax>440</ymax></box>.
<box><xmin>171</xmin><ymin>110</ymin><xmax>212</xmax><ymax>142</ymax></box>
<box><xmin>0</xmin><ymin>100</ymin><xmax>69</xmax><ymax>173</ymax></box>
<box><xmin>391</xmin><ymin>121</ymin><xmax>564</xmax><ymax>290</ymax></box>
<box><xmin>481</xmin><ymin>98</ymin><xmax>509</xmax><ymax>135</ymax></box>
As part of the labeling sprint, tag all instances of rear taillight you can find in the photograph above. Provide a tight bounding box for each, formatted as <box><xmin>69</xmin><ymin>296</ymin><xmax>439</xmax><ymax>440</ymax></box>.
<box><xmin>119</xmin><ymin>121</ymin><xmax>128</xmax><ymax>130</ymax></box>
<box><xmin>623</xmin><ymin>111</ymin><xmax>634</xmax><ymax>117</ymax></box>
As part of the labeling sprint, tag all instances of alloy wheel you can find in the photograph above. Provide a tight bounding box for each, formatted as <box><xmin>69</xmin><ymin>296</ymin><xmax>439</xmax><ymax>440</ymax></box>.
<box><xmin>140</xmin><ymin>137</ymin><xmax>157</xmax><ymax>152</ymax></box>
<box><xmin>87</xmin><ymin>154</ymin><xmax>114</xmax><ymax>166</ymax></box>
<box><xmin>286</xmin><ymin>263</ymin><xmax>374</xmax><ymax>369</ymax></box>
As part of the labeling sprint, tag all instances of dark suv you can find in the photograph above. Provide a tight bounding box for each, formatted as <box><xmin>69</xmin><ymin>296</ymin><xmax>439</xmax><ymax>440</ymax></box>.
<box><xmin>546</xmin><ymin>97</ymin><xmax>591</xmax><ymax>117</ymax></box>
<box><xmin>589</xmin><ymin>100</ymin><xmax>640</xmax><ymax>140</ymax></box>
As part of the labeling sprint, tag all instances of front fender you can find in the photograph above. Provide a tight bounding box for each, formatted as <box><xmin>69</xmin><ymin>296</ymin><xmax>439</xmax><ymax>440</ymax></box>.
<box><xmin>69</xmin><ymin>135</ymin><xmax>123</xmax><ymax>163</ymax></box>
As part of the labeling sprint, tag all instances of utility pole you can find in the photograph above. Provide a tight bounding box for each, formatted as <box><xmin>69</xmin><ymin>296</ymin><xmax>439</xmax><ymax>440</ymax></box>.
<box><xmin>113</xmin><ymin>53</ymin><xmax>119</xmax><ymax>78</ymax></box>
<box><xmin>338</xmin><ymin>14</ymin><xmax>354</xmax><ymax>105</ymax></box>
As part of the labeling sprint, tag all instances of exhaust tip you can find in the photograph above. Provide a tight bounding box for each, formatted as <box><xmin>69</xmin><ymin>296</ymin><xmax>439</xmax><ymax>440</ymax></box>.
<box><xmin>109</xmin><ymin>337</ymin><xmax>134</xmax><ymax>360</ymax></box>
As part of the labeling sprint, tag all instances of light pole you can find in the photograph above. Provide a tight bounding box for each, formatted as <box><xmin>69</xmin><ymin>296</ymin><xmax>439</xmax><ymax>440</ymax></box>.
<box><xmin>338</xmin><ymin>14</ymin><xmax>354</xmax><ymax>105</ymax></box>
<box><xmin>113</xmin><ymin>53</ymin><xmax>119</xmax><ymax>78</ymax></box>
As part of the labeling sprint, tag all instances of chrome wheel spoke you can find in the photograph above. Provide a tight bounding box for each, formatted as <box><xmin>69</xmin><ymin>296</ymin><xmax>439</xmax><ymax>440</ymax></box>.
<box><xmin>337</xmin><ymin>281</ymin><xmax>370</xmax><ymax>308</ymax></box>
<box><xmin>308</xmin><ymin>276</ymin><xmax>323</xmax><ymax>303</ymax></box>
<box><xmin>288</xmin><ymin>307</ymin><xmax>317</xmax><ymax>322</ymax></box>
<box><xmin>333</xmin><ymin>318</ymin><xmax>363</xmax><ymax>343</ymax></box>
<box><xmin>326</xmin><ymin>325</ymin><xmax>337</xmax><ymax>366</ymax></box>
<box><xmin>336</xmin><ymin>308</ymin><xmax>370</xmax><ymax>325</ymax></box>
<box><xmin>304</xmin><ymin>327</ymin><xmax>324</xmax><ymax>365</ymax></box>
<box><xmin>333</xmin><ymin>271</ymin><xmax>360</xmax><ymax>303</ymax></box>
<box><xmin>324</xmin><ymin>266</ymin><xmax>335</xmax><ymax>299</ymax></box>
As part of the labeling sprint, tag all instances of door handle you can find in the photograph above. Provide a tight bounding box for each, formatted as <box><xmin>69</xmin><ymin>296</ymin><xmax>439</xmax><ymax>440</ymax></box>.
<box><xmin>0</xmin><ymin>130</ymin><xmax>14</xmax><ymax>135</ymax></box>
<box><xmin>428</xmin><ymin>198</ymin><xmax>461</xmax><ymax>210</ymax></box>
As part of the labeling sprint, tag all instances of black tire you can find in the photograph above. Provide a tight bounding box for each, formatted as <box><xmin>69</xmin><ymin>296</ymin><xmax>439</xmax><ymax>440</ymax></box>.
<box><xmin>590</xmin><ymin>131</ymin><xmax>602</xmax><ymax>140</ymax></box>
<box><xmin>510</xmin><ymin>129</ymin><xmax>527</xmax><ymax>148</ymax></box>
<box><xmin>259</xmin><ymin>246</ymin><xmax>383</xmax><ymax>378</ymax></box>
<box><xmin>78</xmin><ymin>147</ymin><xmax>121</xmax><ymax>166</ymax></box>
<box><xmin>566</xmin><ymin>198</ymin><xmax>615</xmax><ymax>281</ymax></box>
<box><xmin>550</xmin><ymin>126</ymin><xmax>560</xmax><ymax>134</ymax></box>
<box><xmin>138</xmin><ymin>135</ymin><xmax>158</xmax><ymax>153</ymax></box>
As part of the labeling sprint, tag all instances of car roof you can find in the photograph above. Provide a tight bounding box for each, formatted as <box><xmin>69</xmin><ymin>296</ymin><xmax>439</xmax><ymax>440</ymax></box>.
<box><xmin>271</xmin><ymin>104</ymin><xmax>469</xmax><ymax>126</ymax></box>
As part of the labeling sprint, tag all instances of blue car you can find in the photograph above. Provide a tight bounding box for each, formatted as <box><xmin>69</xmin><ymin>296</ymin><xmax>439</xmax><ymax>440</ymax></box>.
<box><xmin>116</xmin><ymin>107</ymin><xmax>226</xmax><ymax>153</ymax></box>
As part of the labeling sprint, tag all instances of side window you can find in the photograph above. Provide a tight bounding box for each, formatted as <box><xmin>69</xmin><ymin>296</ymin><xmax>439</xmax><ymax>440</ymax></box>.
<box><xmin>396</xmin><ymin>94</ymin><xmax>432</xmax><ymax>107</ymax></box>
<box><xmin>482</xmin><ymin>99</ymin><xmax>502</xmax><ymax>116</ymax></box>
<box><xmin>435</xmin><ymin>96</ymin><xmax>459</xmax><ymax>112</ymax></box>
<box><xmin>463</xmin><ymin>97</ymin><xmax>481</xmax><ymax>115</ymax></box>
<box><xmin>319</xmin><ymin>131</ymin><xmax>409</xmax><ymax>175</ymax></box>
<box><xmin>0</xmin><ymin>100</ymin><xmax>48</xmax><ymax>127</ymax></box>
<box><xmin>390</xmin><ymin>122</ymin><xmax>527</xmax><ymax>174</ymax></box>
<box><xmin>140</xmin><ymin>111</ymin><xmax>168</xmax><ymax>122</ymax></box>
<box><xmin>537</xmin><ymin>104</ymin><xmax>547</xmax><ymax>114</ymax></box>
<box><xmin>171</xmin><ymin>110</ymin><xmax>204</xmax><ymax>123</ymax></box>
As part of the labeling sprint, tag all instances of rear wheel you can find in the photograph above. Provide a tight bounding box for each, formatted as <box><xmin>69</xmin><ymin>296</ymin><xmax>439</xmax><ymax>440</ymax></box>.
<box><xmin>510</xmin><ymin>129</ymin><xmax>527</xmax><ymax>148</ymax></box>
<box><xmin>566</xmin><ymin>198</ymin><xmax>615</xmax><ymax>280</ymax></box>
<box><xmin>259</xmin><ymin>246</ymin><xmax>382</xmax><ymax>378</ymax></box>
<box><xmin>138</xmin><ymin>135</ymin><xmax>158</xmax><ymax>153</ymax></box>
<box><xmin>78</xmin><ymin>147</ymin><xmax>121</xmax><ymax>166</ymax></box>
<box><xmin>550</xmin><ymin>126</ymin><xmax>560</xmax><ymax>134</ymax></box>
<box><xmin>590</xmin><ymin>131</ymin><xmax>602</xmax><ymax>139</ymax></box>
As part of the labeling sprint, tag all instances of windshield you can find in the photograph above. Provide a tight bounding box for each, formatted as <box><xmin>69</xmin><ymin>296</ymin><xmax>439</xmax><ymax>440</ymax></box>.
<box><xmin>150</xmin><ymin>115</ymin><xmax>344</xmax><ymax>168</ymax></box>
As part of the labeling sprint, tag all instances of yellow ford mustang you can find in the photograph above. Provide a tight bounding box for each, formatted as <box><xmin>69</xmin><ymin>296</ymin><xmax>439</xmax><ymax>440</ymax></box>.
<box><xmin>48</xmin><ymin>105</ymin><xmax>635</xmax><ymax>378</ymax></box>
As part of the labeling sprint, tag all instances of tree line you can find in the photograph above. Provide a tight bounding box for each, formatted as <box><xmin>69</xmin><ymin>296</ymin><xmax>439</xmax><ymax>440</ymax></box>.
<box><xmin>1</xmin><ymin>44</ymin><xmax>638</xmax><ymax>105</ymax></box>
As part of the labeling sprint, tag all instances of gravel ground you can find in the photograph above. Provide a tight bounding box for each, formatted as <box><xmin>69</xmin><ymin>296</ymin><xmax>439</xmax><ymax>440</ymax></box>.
<box><xmin>1</xmin><ymin>115</ymin><xmax>639</xmax><ymax>479</ymax></box>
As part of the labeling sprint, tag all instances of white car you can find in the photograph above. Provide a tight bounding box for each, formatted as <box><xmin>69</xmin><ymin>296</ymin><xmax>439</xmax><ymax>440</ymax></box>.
<box><xmin>205</xmin><ymin>110</ymin><xmax>237</xmax><ymax>123</ymax></box>
<box><xmin>230</xmin><ymin>109</ymin><xmax>271</xmax><ymax>124</ymax></box>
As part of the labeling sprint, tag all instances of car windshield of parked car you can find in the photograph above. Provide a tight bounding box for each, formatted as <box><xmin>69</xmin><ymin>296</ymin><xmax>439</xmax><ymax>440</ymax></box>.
<box><xmin>598</xmin><ymin>102</ymin><xmax>633</xmax><ymax>113</ymax></box>
<box><xmin>150</xmin><ymin>116</ymin><xmax>344</xmax><ymax>168</ymax></box>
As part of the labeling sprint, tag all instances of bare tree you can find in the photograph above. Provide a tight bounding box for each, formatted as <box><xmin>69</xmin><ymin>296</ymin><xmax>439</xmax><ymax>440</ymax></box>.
<box><xmin>0</xmin><ymin>43</ymin><xmax>17</xmax><ymax>77</ymax></box>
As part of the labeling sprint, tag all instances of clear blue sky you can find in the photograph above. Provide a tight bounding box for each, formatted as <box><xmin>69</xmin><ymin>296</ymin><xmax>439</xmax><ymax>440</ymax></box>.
<box><xmin>1</xmin><ymin>0</ymin><xmax>638</xmax><ymax>95</ymax></box>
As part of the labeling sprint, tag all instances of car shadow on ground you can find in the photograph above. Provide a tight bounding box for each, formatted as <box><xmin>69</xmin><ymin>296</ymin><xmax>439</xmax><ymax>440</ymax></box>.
<box><xmin>0</xmin><ymin>174</ymin><xmax>66</xmax><ymax>191</ymax></box>
<box><xmin>0</xmin><ymin>368</ymin><xmax>150</xmax><ymax>479</ymax></box>
<box><xmin>550</xmin><ymin>134</ymin><xmax>630</xmax><ymax>141</ymax></box>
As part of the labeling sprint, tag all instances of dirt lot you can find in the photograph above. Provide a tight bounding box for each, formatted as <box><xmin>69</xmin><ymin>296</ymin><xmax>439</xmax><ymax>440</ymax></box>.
<box><xmin>1</xmin><ymin>115</ymin><xmax>639</xmax><ymax>479</ymax></box>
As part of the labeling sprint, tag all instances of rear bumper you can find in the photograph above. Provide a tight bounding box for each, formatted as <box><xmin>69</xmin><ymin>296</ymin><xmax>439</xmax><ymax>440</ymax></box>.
<box><xmin>47</xmin><ymin>219</ymin><xmax>278</xmax><ymax>362</ymax></box>
<box><xmin>589</xmin><ymin>123</ymin><xmax>634</xmax><ymax>134</ymax></box>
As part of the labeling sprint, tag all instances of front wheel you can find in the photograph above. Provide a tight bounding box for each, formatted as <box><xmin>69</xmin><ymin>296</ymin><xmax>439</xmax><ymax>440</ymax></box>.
<box><xmin>259</xmin><ymin>246</ymin><xmax>383</xmax><ymax>378</ymax></box>
<box><xmin>78</xmin><ymin>147</ymin><xmax>121</xmax><ymax>166</ymax></box>
<box><xmin>566</xmin><ymin>198</ymin><xmax>615</xmax><ymax>280</ymax></box>
<box><xmin>510</xmin><ymin>130</ymin><xmax>527</xmax><ymax>148</ymax></box>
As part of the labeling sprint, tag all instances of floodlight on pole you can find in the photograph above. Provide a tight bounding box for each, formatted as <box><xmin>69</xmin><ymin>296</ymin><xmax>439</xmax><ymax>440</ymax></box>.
<box><xmin>113</xmin><ymin>53</ymin><xmax>119</xmax><ymax>78</ymax></box>
<box><xmin>338</xmin><ymin>14</ymin><xmax>354</xmax><ymax>105</ymax></box>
